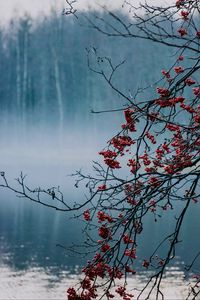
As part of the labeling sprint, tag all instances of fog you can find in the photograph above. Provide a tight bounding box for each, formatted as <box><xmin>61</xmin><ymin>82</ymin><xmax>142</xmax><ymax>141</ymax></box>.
<box><xmin>0</xmin><ymin>7</ymin><xmax>199</xmax><ymax>280</ymax></box>
<box><xmin>0</xmin><ymin>0</ymin><xmax>175</xmax><ymax>25</ymax></box>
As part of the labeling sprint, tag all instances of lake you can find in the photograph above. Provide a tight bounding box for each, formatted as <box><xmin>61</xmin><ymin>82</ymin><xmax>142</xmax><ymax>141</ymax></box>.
<box><xmin>0</xmin><ymin>134</ymin><xmax>199</xmax><ymax>299</ymax></box>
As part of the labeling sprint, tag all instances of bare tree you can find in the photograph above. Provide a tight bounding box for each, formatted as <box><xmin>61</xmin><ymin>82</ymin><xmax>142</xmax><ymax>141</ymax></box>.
<box><xmin>66</xmin><ymin>1</ymin><xmax>200</xmax><ymax>299</ymax></box>
<box><xmin>1</xmin><ymin>0</ymin><xmax>200</xmax><ymax>299</ymax></box>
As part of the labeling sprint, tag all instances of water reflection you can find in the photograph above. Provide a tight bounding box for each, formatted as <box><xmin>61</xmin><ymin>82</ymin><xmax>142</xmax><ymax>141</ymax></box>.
<box><xmin>1</xmin><ymin>182</ymin><xmax>199</xmax><ymax>275</ymax></box>
<box><xmin>0</xmin><ymin>191</ymin><xmax>87</xmax><ymax>272</ymax></box>
<box><xmin>0</xmin><ymin>262</ymin><xmax>190</xmax><ymax>299</ymax></box>
<box><xmin>0</xmin><ymin>130</ymin><xmax>107</xmax><ymax>270</ymax></box>
<box><xmin>0</xmin><ymin>132</ymin><xmax>199</xmax><ymax>299</ymax></box>
<box><xmin>0</xmin><ymin>170</ymin><xmax>200</xmax><ymax>273</ymax></box>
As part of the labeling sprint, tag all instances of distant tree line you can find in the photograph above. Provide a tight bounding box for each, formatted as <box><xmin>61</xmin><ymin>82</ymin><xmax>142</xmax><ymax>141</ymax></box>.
<box><xmin>0</xmin><ymin>10</ymin><xmax>174</xmax><ymax>135</ymax></box>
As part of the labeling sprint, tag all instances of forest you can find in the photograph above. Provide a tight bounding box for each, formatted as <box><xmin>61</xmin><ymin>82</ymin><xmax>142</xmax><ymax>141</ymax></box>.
<box><xmin>0</xmin><ymin>10</ymin><xmax>174</xmax><ymax>138</ymax></box>
<box><xmin>0</xmin><ymin>1</ymin><xmax>200</xmax><ymax>299</ymax></box>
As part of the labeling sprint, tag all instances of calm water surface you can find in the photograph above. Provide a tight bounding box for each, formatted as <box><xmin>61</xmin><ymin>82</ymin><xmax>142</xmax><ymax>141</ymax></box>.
<box><xmin>0</xmin><ymin>138</ymin><xmax>199</xmax><ymax>299</ymax></box>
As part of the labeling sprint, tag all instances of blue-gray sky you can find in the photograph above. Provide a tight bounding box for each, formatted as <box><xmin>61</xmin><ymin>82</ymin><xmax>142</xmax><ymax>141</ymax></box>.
<box><xmin>0</xmin><ymin>0</ymin><xmax>123</xmax><ymax>24</ymax></box>
<box><xmin>0</xmin><ymin>0</ymin><xmax>173</xmax><ymax>25</ymax></box>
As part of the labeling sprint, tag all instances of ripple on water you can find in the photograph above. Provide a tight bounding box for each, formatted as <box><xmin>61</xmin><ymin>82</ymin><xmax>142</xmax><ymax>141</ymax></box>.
<box><xmin>0</xmin><ymin>263</ymin><xmax>195</xmax><ymax>299</ymax></box>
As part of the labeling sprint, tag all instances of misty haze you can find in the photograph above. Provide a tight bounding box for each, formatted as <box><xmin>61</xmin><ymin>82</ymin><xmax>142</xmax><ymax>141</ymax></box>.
<box><xmin>0</xmin><ymin>4</ymin><xmax>199</xmax><ymax>300</ymax></box>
